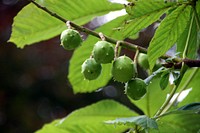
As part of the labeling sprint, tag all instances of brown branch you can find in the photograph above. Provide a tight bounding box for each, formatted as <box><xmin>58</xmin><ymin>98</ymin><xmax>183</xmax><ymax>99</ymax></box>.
<box><xmin>29</xmin><ymin>0</ymin><xmax>200</xmax><ymax>68</ymax></box>
<box><xmin>184</xmin><ymin>59</ymin><xmax>200</xmax><ymax>67</ymax></box>
<box><xmin>163</xmin><ymin>59</ymin><xmax>200</xmax><ymax>69</ymax></box>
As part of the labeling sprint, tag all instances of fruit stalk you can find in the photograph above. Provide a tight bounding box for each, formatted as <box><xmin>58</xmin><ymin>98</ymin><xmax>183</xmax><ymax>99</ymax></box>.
<box><xmin>114</xmin><ymin>41</ymin><xmax>122</xmax><ymax>59</ymax></box>
<box><xmin>133</xmin><ymin>48</ymin><xmax>139</xmax><ymax>77</ymax></box>
<box><xmin>99</xmin><ymin>32</ymin><xmax>106</xmax><ymax>41</ymax></box>
<box><xmin>66</xmin><ymin>21</ymin><xmax>72</xmax><ymax>29</ymax></box>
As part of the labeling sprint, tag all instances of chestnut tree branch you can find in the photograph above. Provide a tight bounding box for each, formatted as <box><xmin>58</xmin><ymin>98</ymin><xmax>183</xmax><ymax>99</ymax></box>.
<box><xmin>29</xmin><ymin>0</ymin><xmax>147</xmax><ymax>52</ymax></box>
<box><xmin>29</xmin><ymin>0</ymin><xmax>200</xmax><ymax>68</ymax></box>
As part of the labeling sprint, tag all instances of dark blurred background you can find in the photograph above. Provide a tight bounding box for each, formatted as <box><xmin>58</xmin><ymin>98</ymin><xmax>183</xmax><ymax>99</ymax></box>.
<box><xmin>0</xmin><ymin>0</ymin><xmax>154</xmax><ymax>133</ymax></box>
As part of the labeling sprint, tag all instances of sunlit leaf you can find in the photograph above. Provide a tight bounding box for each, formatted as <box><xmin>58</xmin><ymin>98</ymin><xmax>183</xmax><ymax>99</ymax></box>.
<box><xmin>122</xmin><ymin>0</ymin><xmax>175</xmax><ymax>38</ymax></box>
<box><xmin>9</xmin><ymin>0</ymin><xmax>123</xmax><ymax>48</ymax></box>
<box><xmin>9</xmin><ymin>3</ymin><xmax>64</xmax><ymax>48</ymax></box>
<box><xmin>148</xmin><ymin>4</ymin><xmax>191</xmax><ymax>70</ymax></box>
<box><xmin>125</xmin><ymin>0</ymin><xmax>175</xmax><ymax>18</ymax></box>
<box><xmin>36</xmin><ymin>0</ymin><xmax>123</xmax><ymax>25</ymax></box>
<box><xmin>122</xmin><ymin>10</ymin><xmax>168</xmax><ymax>38</ymax></box>
<box><xmin>36</xmin><ymin>100</ymin><xmax>138</xmax><ymax>133</ymax></box>
<box><xmin>35</xmin><ymin>120</ymin><xmax>68</xmax><ymax>133</ymax></box>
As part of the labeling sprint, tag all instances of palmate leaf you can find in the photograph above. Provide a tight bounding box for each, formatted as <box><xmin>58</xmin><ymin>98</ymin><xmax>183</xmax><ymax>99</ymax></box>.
<box><xmin>69</xmin><ymin>15</ymin><xmax>126</xmax><ymax>93</ymax></box>
<box><xmin>9</xmin><ymin>0</ymin><xmax>123</xmax><ymax>48</ymax></box>
<box><xmin>36</xmin><ymin>100</ymin><xmax>138</xmax><ymax>133</ymax></box>
<box><xmin>122</xmin><ymin>0</ymin><xmax>175</xmax><ymax>38</ymax></box>
<box><xmin>105</xmin><ymin>115</ymin><xmax>158</xmax><ymax>130</ymax></box>
<box><xmin>147</xmin><ymin>4</ymin><xmax>191</xmax><ymax>70</ymax></box>
<box><xmin>177</xmin><ymin>12</ymin><xmax>198</xmax><ymax>59</ymax></box>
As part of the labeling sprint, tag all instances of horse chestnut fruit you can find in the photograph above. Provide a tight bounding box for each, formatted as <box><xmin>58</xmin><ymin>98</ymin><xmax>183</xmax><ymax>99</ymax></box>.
<box><xmin>60</xmin><ymin>29</ymin><xmax>82</xmax><ymax>50</ymax></box>
<box><xmin>92</xmin><ymin>41</ymin><xmax>114</xmax><ymax>64</ymax></box>
<box><xmin>138</xmin><ymin>53</ymin><xmax>149</xmax><ymax>69</ymax></box>
<box><xmin>111</xmin><ymin>56</ymin><xmax>135</xmax><ymax>83</ymax></box>
<box><xmin>125</xmin><ymin>78</ymin><xmax>147</xmax><ymax>100</ymax></box>
<box><xmin>81</xmin><ymin>58</ymin><xmax>102</xmax><ymax>80</ymax></box>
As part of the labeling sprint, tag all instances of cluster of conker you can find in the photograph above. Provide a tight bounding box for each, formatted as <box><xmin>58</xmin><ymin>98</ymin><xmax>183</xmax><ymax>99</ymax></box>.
<box><xmin>60</xmin><ymin>28</ymin><xmax>148</xmax><ymax>100</ymax></box>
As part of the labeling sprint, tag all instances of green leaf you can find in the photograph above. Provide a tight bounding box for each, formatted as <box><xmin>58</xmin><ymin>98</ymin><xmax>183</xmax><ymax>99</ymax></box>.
<box><xmin>9</xmin><ymin>0</ymin><xmax>123</xmax><ymax>48</ymax></box>
<box><xmin>36</xmin><ymin>100</ymin><xmax>138</xmax><ymax>133</ymax></box>
<box><xmin>105</xmin><ymin>115</ymin><xmax>158</xmax><ymax>130</ymax></box>
<box><xmin>148</xmin><ymin>4</ymin><xmax>191</xmax><ymax>70</ymax></box>
<box><xmin>176</xmin><ymin>68</ymin><xmax>200</xmax><ymax>107</ymax></box>
<box><xmin>197</xmin><ymin>1</ymin><xmax>200</xmax><ymax>46</ymax></box>
<box><xmin>125</xmin><ymin>0</ymin><xmax>175</xmax><ymax>18</ymax></box>
<box><xmin>122</xmin><ymin>0</ymin><xmax>175</xmax><ymax>38</ymax></box>
<box><xmin>122</xmin><ymin>10</ymin><xmax>168</xmax><ymax>38</ymax></box>
<box><xmin>35</xmin><ymin>120</ymin><xmax>69</xmax><ymax>133</ymax></box>
<box><xmin>9</xmin><ymin>3</ymin><xmax>64</xmax><ymax>48</ymax></box>
<box><xmin>69</xmin><ymin>16</ymin><xmax>126</xmax><ymax>93</ymax></box>
<box><xmin>130</xmin><ymin>77</ymin><xmax>171</xmax><ymax>117</ymax></box>
<box><xmin>154</xmin><ymin>110</ymin><xmax>200</xmax><ymax>133</ymax></box>
<box><xmin>35</xmin><ymin>0</ymin><xmax>123</xmax><ymax>25</ymax></box>
<box><xmin>196</xmin><ymin>1</ymin><xmax>200</xmax><ymax>17</ymax></box>
<box><xmin>177</xmin><ymin>11</ymin><xmax>198</xmax><ymax>59</ymax></box>
<box><xmin>159</xmin><ymin>72</ymin><xmax>169</xmax><ymax>90</ymax></box>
